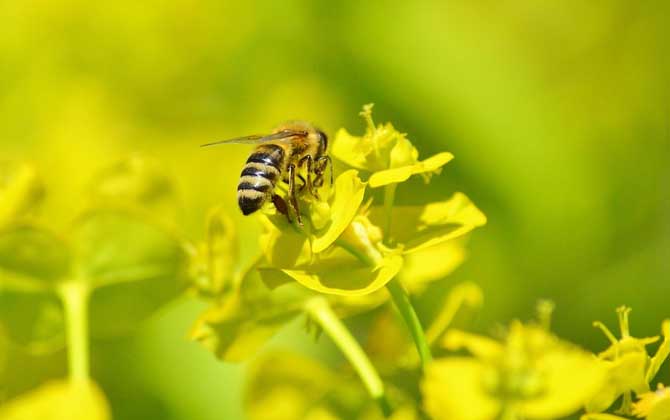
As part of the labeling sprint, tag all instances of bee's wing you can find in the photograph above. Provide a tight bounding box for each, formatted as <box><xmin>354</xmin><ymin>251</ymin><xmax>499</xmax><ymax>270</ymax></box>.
<box><xmin>201</xmin><ymin>129</ymin><xmax>307</xmax><ymax>147</ymax></box>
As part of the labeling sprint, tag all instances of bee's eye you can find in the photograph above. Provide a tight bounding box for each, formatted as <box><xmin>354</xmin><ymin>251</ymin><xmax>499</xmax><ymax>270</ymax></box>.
<box><xmin>318</xmin><ymin>131</ymin><xmax>328</xmax><ymax>152</ymax></box>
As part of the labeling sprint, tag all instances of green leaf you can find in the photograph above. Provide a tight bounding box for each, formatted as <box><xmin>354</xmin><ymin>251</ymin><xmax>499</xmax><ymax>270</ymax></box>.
<box><xmin>0</xmin><ymin>162</ymin><xmax>45</xmax><ymax>227</ymax></box>
<box><xmin>87</xmin><ymin>155</ymin><xmax>176</xmax><ymax>216</ymax></box>
<box><xmin>0</xmin><ymin>225</ymin><xmax>70</xmax><ymax>290</ymax></box>
<box><xmin>88</xmin><ymin>274</ymin><xmax>186</xmax><ymax>338</ymax></box>
<box><xmin>0</xmin><ymin>291</ymin><xmax>65</xmax><ymax>353</ymax></box>
<box><xmin>0</xmin><ymin>380</ymin><xmax>110</xmax><ymax>420</ymax></box>
<box><xmin>70</xmin><ymin>210</ymin><xmax>187</xmax><ymax>337</ymax></box>
<box><xmin>70</xmin><ymin>210</ymin><xmax>186</xmax><ymax>288</ymax></box>
<box><xmin>372</xmin><ymin>193</ymin><xmax>486</xmax><ymax>254</ymax></box>
<box><xmin>280</xmin><ymin>250</ymin><xmax>403</xmax><ymax>297</ymax></box>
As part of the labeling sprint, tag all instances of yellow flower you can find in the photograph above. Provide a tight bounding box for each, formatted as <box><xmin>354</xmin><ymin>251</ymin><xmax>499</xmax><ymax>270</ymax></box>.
<box><xmin>255</xmin><ymin>170</ymin><xmax>403</xmax><ymax>296</ymax></box>
<box><xmin>368</xmin><ymin>192</ymin><xmax>487</xmax><ymax>255</ymax></box>
<box><xmin>244</xmin><ymin>351</ymin><xmax>419</xmax><ymax>420</ymax></box>
<box><xmin>0</xmin><ymin>380</ymin><xmax>110</xmax><ymax>420</ymax></box>
<box><xmin>423</xmin><ymin>306</ymin><xmax>606</xmax><ymax>420</ymax></box>
<box><xmin>258</xmin><ymin>171</ymin><xmax>485</xmax><ymax>297</ymax></box>
<box><xmin>633</xmin><ymin>385</ymin><xmax>670</xmax><ymax>420</ymax></box>
<box><xmin>586</xmin><ymin>308</ymin><xmax>670</xmax><ymax>414</ymax></box>
<box><xmin>331</xmin><ymin>104</ymin><xmax>453</xmax><ymax>188</ymax></box>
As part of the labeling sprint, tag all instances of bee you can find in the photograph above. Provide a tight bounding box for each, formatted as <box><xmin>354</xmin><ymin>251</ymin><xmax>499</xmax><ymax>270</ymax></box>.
<box><xmin>201</xmin><ymin>121</ymin><xmax>332</xmax><ymax>225</ymax></box>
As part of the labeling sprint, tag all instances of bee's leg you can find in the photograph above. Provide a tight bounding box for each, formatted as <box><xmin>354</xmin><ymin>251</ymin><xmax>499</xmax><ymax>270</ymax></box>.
<box><xmin>272</xmin><ymin>194</ymin><xmax>291</xmax><ymax>223</ymax></box>
<box><xmin>287</xmin><ymin>164</ymin><xmax>302</xmax><ymax>226</ymax></box>
<box><xmin>316</xmin><ymin>156</ymin><xmax>333</xmax><ymax>188</ymax></box>
<box><xmin>313</xmin><ymin>173</ymin><xmax>324</xmax><ymax>188</ymax></box>
<box><xmin>297</xmin><ymin>174</ymin><xmax>307</xmax><ymax>192</ymax></box>
<box><xmin>298</xmin><ymin>155</ymin><xmax>319</xmax><ymax>199</ymax></box>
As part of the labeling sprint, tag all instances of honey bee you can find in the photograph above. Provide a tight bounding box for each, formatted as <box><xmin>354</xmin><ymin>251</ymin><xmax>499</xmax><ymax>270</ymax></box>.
<box><xmin>201</xmin><ymin>121</ymin><xmax>332</xmax><ymax>225</ymax></box>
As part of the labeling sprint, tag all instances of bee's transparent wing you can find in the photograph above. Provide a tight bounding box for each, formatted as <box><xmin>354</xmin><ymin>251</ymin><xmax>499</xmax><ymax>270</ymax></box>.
<box><xmin>201</xmin><ymin>129</ymin><xmax>307</xmax><ymax>147</ymax></box>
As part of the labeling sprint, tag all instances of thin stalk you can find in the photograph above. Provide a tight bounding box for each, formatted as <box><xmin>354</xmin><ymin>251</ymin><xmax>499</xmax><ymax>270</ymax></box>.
<box><xmin>305</xmin><ymin>297</ymin><xmax>392</xmax><ymax>417</ymax></box>
<box><xmin>382</xmin><ymin>183</ymin><xmax>397</xmax><ymax>246</ymax></box>
<box><xmin>382</xmin><ymin>183</ymin><xmax>433</xmax><ymax>370</ymax></box>
<box><xmin>59</xmin><ymin>281</ymin><xmax>91</xmax><ymax>382</ymax></box>
<box><xmin>387</xmin><ymin>278</ymin><xmax>432</xmax><ymax>369</ymax></box>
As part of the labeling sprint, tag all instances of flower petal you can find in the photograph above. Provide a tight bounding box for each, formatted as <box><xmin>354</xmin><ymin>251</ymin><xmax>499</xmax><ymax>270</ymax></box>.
<box><xmin>585</xmin><ymin>352</ymin><xmax>648</xmax><ymax>413</ymax></box>
<box><xmin>442</xmin><ymin>330</ymin><xmax>503</xmax><ymax>360</ymax></box>
<box><xmin>312</xmin><ymin>170</ymin><xmax>366</xmax><ymax>253</ymax></box>
<box><xmin>519</xmin><ymin>346</ymin><xmax>607</xmax><ymax>419</ymax></box>
<box><xmin>399</xmin><ymin>241</ymin><xmax>466</xmax><ymax>294</ymax></box>
<box><xmin>330</xmin><ymin>128</ymin><xmax>374</xmax><ymax>170</ymax></box>
<box><xmin>0</xmin><ymin>225</ymin><xmax>70</xmax><ymax>291</ymax></box>
<box><xmin>371</xmin><ymin>193</ymin><xmax>486</xmax><ymax>254</ymax></box>
<box><xmin>368</xmin><ymin>152</ymin><xmax>454</xmax><ymax>188</ymax></box>
<box><xmin>0</xmin><ymin>380</ymin><xmax>110</xmax><ymax>420</ymax></box>
<box><xmin>282</xmin><ymin>253</ymin><xmax>403</xmax><ymax>296</ymax></box>
<box><xmin>422</xmin><ymin>358</ymin><xmax>500</xmax><ymax>420</ymax></box>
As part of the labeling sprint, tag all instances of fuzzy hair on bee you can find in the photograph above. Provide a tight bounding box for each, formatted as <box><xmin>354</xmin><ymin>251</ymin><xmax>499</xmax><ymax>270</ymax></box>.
<box><xmin>201</xmin><ymin>121</ymin><xmax>332</xmax><ymax>225</ymax></box>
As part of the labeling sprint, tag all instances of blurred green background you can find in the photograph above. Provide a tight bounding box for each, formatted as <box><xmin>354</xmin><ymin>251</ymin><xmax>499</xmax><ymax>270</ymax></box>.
<box><xmin>1</xmin><ymin>1</ymin><xmax>669</xmax><ymax>418</ymax></box>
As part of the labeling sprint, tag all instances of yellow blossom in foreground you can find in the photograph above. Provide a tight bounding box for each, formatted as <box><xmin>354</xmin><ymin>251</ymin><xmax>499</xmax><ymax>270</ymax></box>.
<box><xmin>586</xmin><ymin>308</ymin><xmax>670</xmax><ymax>414</ymax></box>
<box><xmin>633</xmin><ymin>385</ymin><xmax>670</xmax><ymax>420</ymax></box>
<box><xmin>257</xmin><ymin>168</ymin><xmax>485</xmax><ymax>297</ymax></box>
<box><xmin>0</xmin><ymin>380</ymin><xmax>110</xmax><ymax>420</ymax></box>
<box><xmin>423</xmin><ymin>311</ymin><xmax>606</xmax><ymax>420</ymax></box>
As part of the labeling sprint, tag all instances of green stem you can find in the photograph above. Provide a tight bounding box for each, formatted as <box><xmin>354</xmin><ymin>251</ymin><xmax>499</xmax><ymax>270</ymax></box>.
<box><xmin>382</xmin><ymin>183</ymin><xmax>433</xmax><ymax>370</ymax></box>
<box><xmin>58</xmin><ymin>281</ymin><xmax>91</xmax><ymax>382</ymax></box>
<box><xmin>304</xmin><ymin>297</ymin><xmax>392</xmax><ymax>418</ymax></box>
<box><xmin>382</xmin><ymin>184</ymin><xmax>397</xmax><ymax>246</ymax></box>
<box><xmin>387</xmin><ymin>278</ymin><xmax>433</xmax><ymax>369</ymax></box>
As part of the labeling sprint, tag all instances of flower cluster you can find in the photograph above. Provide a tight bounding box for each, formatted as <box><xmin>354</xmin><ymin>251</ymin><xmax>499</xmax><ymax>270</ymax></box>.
<box><xmin>581</xmin><ymin>307</ymin><xmax>670</xmax><ymax>420</ymax></box>
<box><xmin>190</xmin><ymin>104</ymin><xmax>486</xmax><ymax>365</ymax></box>
<box><xmin>423</xmin><ymin>303</ymin><xmax>606</xmax><ymax>420</ymax></box>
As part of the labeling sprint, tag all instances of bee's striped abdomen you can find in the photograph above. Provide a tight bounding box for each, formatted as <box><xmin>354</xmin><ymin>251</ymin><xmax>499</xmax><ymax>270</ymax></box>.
<box><xmin>237</xmin><ymin>144</ymin><xmax>285</xmax><ymax>215</ymax></box>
